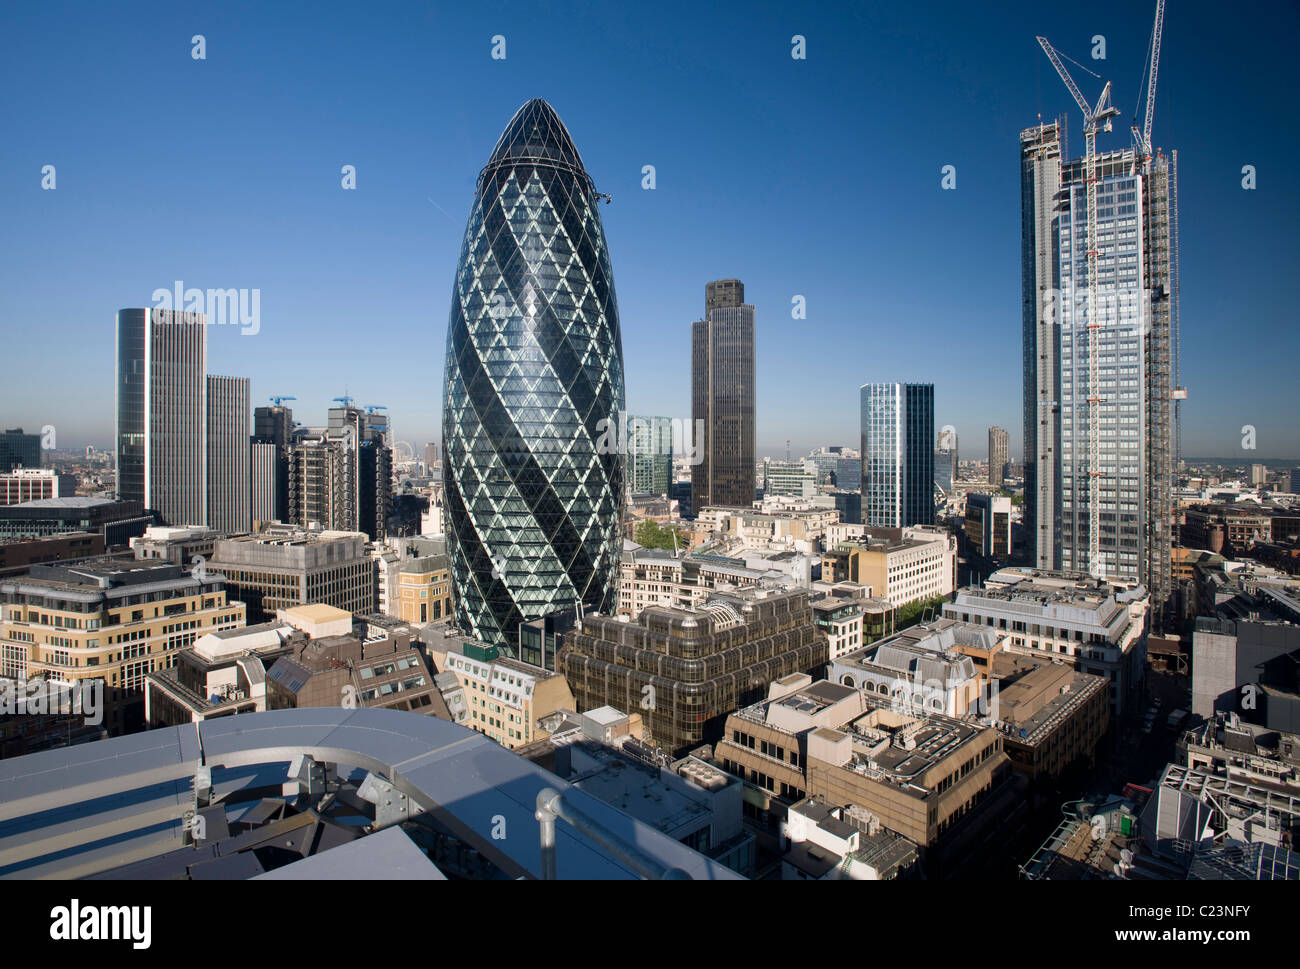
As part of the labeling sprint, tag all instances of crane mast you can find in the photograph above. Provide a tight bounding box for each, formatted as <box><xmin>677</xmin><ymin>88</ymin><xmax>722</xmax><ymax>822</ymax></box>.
<box><xmin>1037</xmin><ymin>36</ymin><xmax>1121</xmax><ymax>579</ymax></box>
<box><xmin>1132</xmin><ymin>0</ymin><xmax>1167</xmax><ymax>168</ymax></box>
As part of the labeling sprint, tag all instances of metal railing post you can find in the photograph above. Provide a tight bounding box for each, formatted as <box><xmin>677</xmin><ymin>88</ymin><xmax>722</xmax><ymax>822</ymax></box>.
<box><xmin>535</xmin><ymin>785</ymin><xmax>692</xmax><ymax>880</ymax></box>
<box><xmin>536</xmin><ymin>787</ymin><xmax>559</xmax><ymax>880</ymax></box>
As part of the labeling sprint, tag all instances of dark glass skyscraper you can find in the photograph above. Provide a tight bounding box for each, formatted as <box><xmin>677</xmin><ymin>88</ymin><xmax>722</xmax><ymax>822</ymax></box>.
<box><xmin>442</xmin><ymin>99</ymin><xmax>625</xmax><ymax>648</ymax></box>
<box><xmin>692</xmin><ymin>279</ymin><xmax>756</xmax><ymax>509</ymax></box>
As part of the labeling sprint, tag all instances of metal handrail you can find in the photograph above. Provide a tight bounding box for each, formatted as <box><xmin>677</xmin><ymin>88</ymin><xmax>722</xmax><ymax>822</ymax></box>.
<box><xmin>535</xmin><ymin>787</ymin><xmax>691</xmax><ymax>880</ymax></box>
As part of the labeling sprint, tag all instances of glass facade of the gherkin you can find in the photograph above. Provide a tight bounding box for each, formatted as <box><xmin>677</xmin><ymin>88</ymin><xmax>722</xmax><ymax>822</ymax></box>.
<box><xmin>442</xmin><ymin>99</ymin><xmax>625</xmax><ymax>649</ymax></box>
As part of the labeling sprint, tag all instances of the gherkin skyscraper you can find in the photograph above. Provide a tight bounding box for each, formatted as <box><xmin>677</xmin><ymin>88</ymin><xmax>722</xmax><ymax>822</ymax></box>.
<box><xmin>442</xmin><ymin>99</ymin><xmax>625</xmax><ymax>650</ymax></box>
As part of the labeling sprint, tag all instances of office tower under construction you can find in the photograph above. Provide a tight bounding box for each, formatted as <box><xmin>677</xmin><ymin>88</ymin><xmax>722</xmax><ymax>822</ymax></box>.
<box><xmin>287</xmin><ymin>404</ymin><xmax>391</xmax><ymax>540</ymax></box>
<box><xmin>1020</xmin><ymin>119</ymin><xmax>1177</xmax><ymax>607</ymax></box>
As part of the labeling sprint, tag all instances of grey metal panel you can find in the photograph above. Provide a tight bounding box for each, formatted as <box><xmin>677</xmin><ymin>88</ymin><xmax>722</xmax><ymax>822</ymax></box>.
<box><xmin>0</xmin><ymin>724</ymin><xmax>199</xmax><ymax>822</ymax></box>
<box><xmin>4</xmin><ymin>825</ymin><xmax>186</xmax><ymax>881</ymax></box>
<box><xmin>0</xmin><ymin>788</ymin><xmax>191</xmax><ymax>871</ymax></box>
<box><xmin>255</xmin><ymin>825</ymin><xmax>444</xmax><ymax>880</ymax></box>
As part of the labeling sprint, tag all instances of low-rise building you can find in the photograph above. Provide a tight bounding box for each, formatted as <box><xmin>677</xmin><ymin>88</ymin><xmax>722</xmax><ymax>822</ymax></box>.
<box><xmin>550</xmin><ymin>730</ymin><xmax>755</xmax><ymax>876</ymax></box>
<box><xmin>397</xmin><ymin>554</ymin><xmax>452</xmax><ymax>625</ymax></box>
<box><xmin>130</xmin><ymin>525</ymin><xmax>218</xmax><ymax>565</ymax></box>
<box><xmin>206</xmin><ymin>526</ymin><xmax>374</xmax><ymax>622</ymax></box>
<box><xmin>265</xmin><ymin>609</ymin><xmax>445</xmax><ymax>717</ymax></box>
<box><xmin>829</xmin><ymin>618</ymin><xmax>989</xmax><ymax>718</ymax></box>
<box><xmin>781</xmin><ymin>796</ymin><xmax>917</xmax><ymax>880</ymax></box>
<box><xmin>0</xmin><ymin>469</ymin><xmax>76</xmax><ymax>506</ymax></box>
<box><xmin>561</xmin><ymin>588</ymin><xmax>829</xmax><ymax>756</ymax></box>
<box><xmin>0</xmin><ymin>496</ymin><xmax>154</xmax><ymax>547</ymax></box>
<box><xmin>988</xmin><ymin>653</ymin><xmax>1110</xmax><ymax>783</ymax></box>
<box><xmin>424</xmin><ymin>624</ymin><xmax>576</xmax><ymax>751</ymax></box>
<box><xmin>0</xmin><ymin>532</ymin><xmax>103</xmax><ymax>577</ymax></box>
<box><xmin>144</xmin><ymin>621</ymin><xmax>296</xmax><ymax>726</ymax></box>
<box><xmin>945</xmin><ymin>569</ymin><xmax>1149</xmax><ymax>720</ymax></box>
<box><xmin>618</xmin><ymin>542</ymin><xmax>786</xmax><ymax>618</ymax></box>
<box><xmin>823</xmin><ymin>526</ymin><xmax>956</xmax><ymax>606</ymax></box>
<box><xmin>713</xmin><ymin>674</ymin><xmax>1018</xmax><ymax>874</ymax></box>
<box><xmin>0</xmin><ymin>558</ymin><xmax>245</xmax><ymax>734</ymax></box>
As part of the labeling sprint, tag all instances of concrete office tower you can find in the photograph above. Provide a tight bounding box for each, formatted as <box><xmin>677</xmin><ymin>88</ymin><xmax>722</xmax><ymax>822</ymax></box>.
<box><xmin>252</xmin><ymin>404</ymin><xmax>292</xmax><ymax>524</ymax></box>
<box><xmin>424</xmin><ymin>442</ymin><xmax>438</xmax><ymax>473</ymax></box>
<box><xmin>692</xmin><ymin>279</ymin><xmax>756</xmax><ymax>509</ymax></box>
<box><xmin>327</xmin><ymin>404</ymin><xmax>391</xmax><ymax>542</ymax></box>
<box><xmin>988</xmin><ymin>426</ymin><xmax>1009</xmax><ymax>488</ymax></box>
<box><xmin>287</xmin><ymin>435</ymin><xmax>339</xmax><ymax>529</ymax></box>
<box><xmin>206</xmin><ymin>375</ymin><xmax>250</xmax><ymax>534</ymax></box>
<box><xmin>254</xmin><ymin>404</ymin><xmax>294</xmax><ymax>447</ymax></box>
<box><xmin>1021</xmin><ymin>121</ymin><xmax>1064</xmax><ymax>572</ymax></box>
<box><xmin>626</xmin><ymin>415</ymin><xmax>674</xmax><ymax>496</ymax></box>
<box><xmin>1021</xmin><ymin>117</ymin><xmax>1177</xmax><ymax>602</ymax></box>
<box><xmin>115</xmin><ymin>308</ymin><xmax>207</xmax><ymax>527</ymax></box>
<box><xmin>860</xmin><ymin>383</ymin><xmax>934</xmax><ymax>527</ymax></box>
<box><xmin>251</xmin><ymin>442</ymin><xmax>283</xmax><ymax>524</ymax></box>
<box><xmin>442</xmin><ymin>99</ymin><xmax>626</xmax><ymax>648</ymax></box>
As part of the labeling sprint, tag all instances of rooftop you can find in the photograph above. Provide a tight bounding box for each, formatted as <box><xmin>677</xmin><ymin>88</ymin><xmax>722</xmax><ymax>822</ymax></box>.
<box><xmin>0</xmin><ymin>708</ymin><xmax>740</xmax><ymax>880</ymax></box>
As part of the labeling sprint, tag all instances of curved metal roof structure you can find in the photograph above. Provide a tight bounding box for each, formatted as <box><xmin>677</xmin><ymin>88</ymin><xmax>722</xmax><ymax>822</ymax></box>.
<box><xmin>0</xmin><ymin>708</ymin><xmax>739</xmax><ymax>880</ymax></box>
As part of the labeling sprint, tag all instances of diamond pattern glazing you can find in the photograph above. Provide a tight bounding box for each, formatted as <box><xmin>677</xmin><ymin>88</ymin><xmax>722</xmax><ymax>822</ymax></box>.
<box><xmin>442</xmin><ymin>99</ymin><xmax>625</xmax><ymax>648</ymax></box>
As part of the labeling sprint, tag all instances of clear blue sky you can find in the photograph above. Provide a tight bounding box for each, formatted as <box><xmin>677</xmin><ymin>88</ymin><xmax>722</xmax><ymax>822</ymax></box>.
<box><xmin>1</xmin><ymin>0</ymin><xmax>1296</xmax><ymax>461</ymax></box>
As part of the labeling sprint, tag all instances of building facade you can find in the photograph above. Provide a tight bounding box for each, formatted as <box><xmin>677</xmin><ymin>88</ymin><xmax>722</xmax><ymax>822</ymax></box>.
<box><xmin>560</xmin><ymin>588</ymin><xmax>828</xmax><ymax>756</ymax></box>
<box><xmin>860</xmin><ymin>382</ymin><xmax>933</xmax><ymax>527</ymax></box>
<box><xmin>1020</xmin><ymin>120</ymin><xmax>1176</xmax><ymax>604</ymax></box>
<box><xmin>206</xmin><ymin>374</ymin><xmax>251</xmax><ymax>534</ymax></box>
<box><xmin>205</xmin><ymin>527</ymin><xmax>374</xmax><ymax>622</ymax></box>
<box><xmin>424</xmin><ymin>625</ymin><xmax>577</xmax><ymax>751</ymax></box>
<box><xmin>0</xmin><ymin>429</ymin><xmax>41</xmax><ymax>473</ymax></box>
<box><xmin>0</xmin><ymin>469</ymin><xmax>76</xmax><ymax>505</ymax></box>
<box><xmin>626</xmin><ymin>415</ymin><xmax>674</xmax><ymax>496</ymax></box>
<box><xmin>988</xmin><ymin>426</ymin><xmax>1009</xmax><ymax>488</ymax></box>
<box><xmin>0</xmin><ymin>559</ymin><xmax>246</xmax><ymax>734</ymax></box>
<box><xmin>965</xmin><ymin>492</ymin><xmax>1012</xmax><ymax>562</ymax></box>
<box><xmin>442</xmin><ymin>98</ymin><xmax>625</xmax><ymax>649</ymax></box>
<box><xmin>116</xmin><ymin>308</ymin><xmax>208</xmax><ymax>527</ymax></box>
<box><xmin>692</xmin><ymin>279</ymin><xmax>756</xmax><ymax>509</ymax></box>
<box><xmin>397</xmin><ymin>553</ymin><xmax>452</xmax><ymax>625</ymax></box>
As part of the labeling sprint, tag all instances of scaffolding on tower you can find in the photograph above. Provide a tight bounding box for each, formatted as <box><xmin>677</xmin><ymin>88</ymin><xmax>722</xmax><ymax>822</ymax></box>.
<box><xmin>1037</xmin><ymin>36</ymin><xmax>1121</xmax><ymax>579</ymax></box>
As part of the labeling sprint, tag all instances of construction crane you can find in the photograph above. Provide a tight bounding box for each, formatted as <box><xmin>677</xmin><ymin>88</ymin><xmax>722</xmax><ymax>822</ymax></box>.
<box><xmin>267</xmin><ymin>395</ymin><xmax>296</xmax><ymax>406</ymax></box>
<box><xmin>1038</xmin><ymin>35</ymin><xmax>1122</xmax><ymax>580</ymax></box>
<box><xmin>332</xmin><ymin>396</ymin><xmax>354</xmax><ymax>408</ymax></box>
<box><xmin>1130</xmin><ymin>0</ymin><xmax>1185</xmax><ymax>479</ymax></box>
<box><xmin>1131</xmin><ymin>0</ymin><xmax>1166</xmax><ymax>170</ymax></box>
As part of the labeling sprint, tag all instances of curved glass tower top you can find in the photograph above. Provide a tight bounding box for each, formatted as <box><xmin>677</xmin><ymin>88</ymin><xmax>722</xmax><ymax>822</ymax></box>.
<box><xmin>442</xmin><ymin>99</ymin><xmax>625</xmax><ymax>649</ymax></box>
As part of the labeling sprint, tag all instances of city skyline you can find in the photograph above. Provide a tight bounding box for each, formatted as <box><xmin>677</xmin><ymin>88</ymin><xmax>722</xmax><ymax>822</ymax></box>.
<box><xmin>2</xmin><ymin>1</ymin><xmax>1297</xmax><ymax>462</ymax></box>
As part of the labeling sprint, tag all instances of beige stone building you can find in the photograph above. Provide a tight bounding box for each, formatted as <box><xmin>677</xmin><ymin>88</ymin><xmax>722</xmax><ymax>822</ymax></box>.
<box><xmin>397</xmin><ymin>554</ymin><xmax>451</xmax><ymax>625</ymax></box>
<box><xmin>822</xmin><ymin>526</ymin><xmax>956</xmax><ymax>606</ymax></box>
<box><xmin>424</xmin><ymin>625</ymin><xmax>576</xmax><ymax>751</ymax></box>
<box><xmin>0</xmin><ymin>558</ymin><xmax>245</xmax><ymax>733</ymax></box>
<box><xmin>713</xmin><ymin>673</ymin><xmax>1018</xmax><ymax>870</ymax></box>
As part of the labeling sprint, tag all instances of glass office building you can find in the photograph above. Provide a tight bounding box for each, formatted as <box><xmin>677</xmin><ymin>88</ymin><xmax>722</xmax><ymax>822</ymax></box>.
<box><xmin>626</xmin><ymin>415</ymin><xmax>673</xmax><ymax>496</ymax></box>
<box><xmin>115</xmin><ymin>308</ymin><xmax>208</xmax><ymax>527</ymax></box>
<box><xmin>1021</xmin><ymin>122</ymin><xmax>1176</xmax><ymax>602</ymax></box>
<box><xmin>1058</xmin><ymin>155</ymin><xmax>1147</xmax><ymax>581</ymax></box>
<box><xmin>861</xmin><ymin>382</ymin><xmax>934</xmax><ymax>527</ymax></box>
<box><xmin>442</xmin><ymin>99</ymin><xmax>625</xmax><ymax>648</ymax></box>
